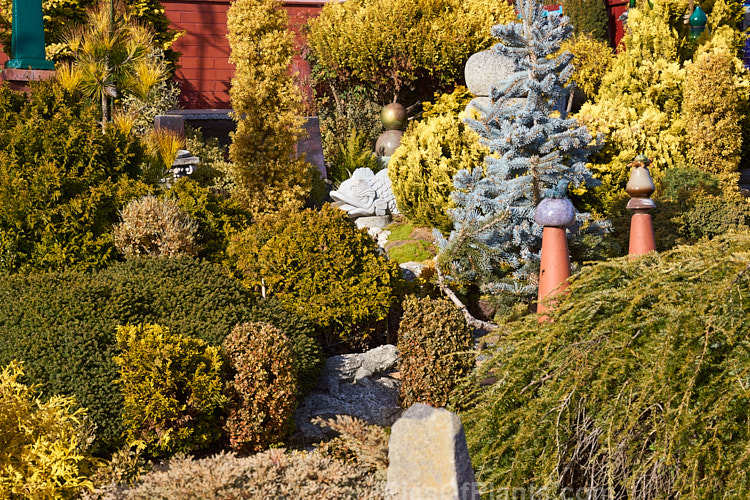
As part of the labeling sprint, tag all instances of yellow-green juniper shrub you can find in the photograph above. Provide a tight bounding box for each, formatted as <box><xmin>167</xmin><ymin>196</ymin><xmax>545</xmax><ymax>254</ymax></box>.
<box><xmin>0</xmin><ymin>361</ymin><xmax>98</xmax><ymax>498</ymax></box>
<box><xmin>455</xmin><ymin>232</ymin><xmax>750</xmax><ymax>498</ymax></box>
<box><xmin>114</xmin><ymin>324</ymin><xmax>225</xmax><ymax>458</ymax></box>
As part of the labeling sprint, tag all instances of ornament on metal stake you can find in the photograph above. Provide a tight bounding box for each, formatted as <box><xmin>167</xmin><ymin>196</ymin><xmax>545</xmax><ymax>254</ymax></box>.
<box><xmin>626</xmin><ymin>154</ymin><xmax>657</xmax><ymax>257</ymax></box>
<box><xmin>6</xmin><ymin>0</ymin><xmax>55</xmax><ymax>70</ymax></box>
<box><xmin>688</xmin><ymin>6</ymin><xmax>707</xmax><ymax>40</ymax></box>
<box><xmin>535</xmin><ymin>180</ymin><xmax>576</xmax><ymax>317</ymax></box>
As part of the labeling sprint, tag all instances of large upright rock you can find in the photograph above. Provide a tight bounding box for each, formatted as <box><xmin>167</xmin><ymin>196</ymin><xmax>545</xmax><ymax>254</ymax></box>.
<box><xmin>387</xmin><ymin>404</ymin><xmax>479</xmax><ymax>500</ymax></box>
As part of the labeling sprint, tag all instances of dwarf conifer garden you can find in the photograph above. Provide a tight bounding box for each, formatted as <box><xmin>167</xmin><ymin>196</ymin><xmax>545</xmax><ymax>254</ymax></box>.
<box><xmin>0</xmin><ymin>0</ymin><xmax>749</xmax><ymax>497</ymax></box>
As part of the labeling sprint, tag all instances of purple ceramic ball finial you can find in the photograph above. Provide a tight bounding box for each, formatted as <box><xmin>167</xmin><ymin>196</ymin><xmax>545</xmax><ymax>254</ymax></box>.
<box><xmin>535</xmin><ymin>197</ymin><xmax>576</xmax><ymax>227</ymax></box>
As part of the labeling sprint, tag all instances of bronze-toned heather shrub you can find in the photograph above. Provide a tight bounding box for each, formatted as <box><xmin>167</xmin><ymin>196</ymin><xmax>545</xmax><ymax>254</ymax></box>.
<box><xmin>228</xmin><ymin>204</ymin><xmax>403</xmax><ymax>344</ymax></box>
<box><xmin>397</xmin><ymin>295</ymin><xmax>474</xmax><ymax>408</ymax></box>
<box><xmin>113</xmin><ymin>195</ymin><xmax>199</xmax><ymax>258</ymax></box>
<box><xmin>245</xmin><ymin>297</ymin><xmax>324</xmax><ymax>397</ymax></box>
<box><xmin>313</xmin><ymin>415</ymin><xmax>389</xmax><ymax>477</ymax></box>
<box><xmin>0</xmin><ymin>361</ymin><xmax>98</xmax><ymax>498</ymax></box>
<box><xmin>114</xmin><ymin>324</ymin><xmax>225</xmax><ymax>458</ymax></box>
<box><xmin>107</xmin><ymin>449</ymin><xmax>385</xmax><ymax>499</ymax></box>
<box><xmin>456</xmin><ymin>232</ymin><xmax>750</xmax><ymax>498</ymax></box>
<box><xmin>223</xmin><ymin>322</ymin><xmax>298</xmax><ymax>453</ymax></box>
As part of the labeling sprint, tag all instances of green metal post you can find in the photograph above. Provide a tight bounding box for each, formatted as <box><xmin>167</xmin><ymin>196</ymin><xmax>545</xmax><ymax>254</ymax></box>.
<box><xmin>5</xmin><ymin>0</ymin><xmax>55</xmax><ymax>70</ymax></box>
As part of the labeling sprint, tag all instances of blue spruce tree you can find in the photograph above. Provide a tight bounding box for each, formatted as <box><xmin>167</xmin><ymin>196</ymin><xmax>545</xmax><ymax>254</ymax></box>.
<box><xmin>437</xmin><ymin>0</ymin><xmax>604</xmax><ymax>301</ymax></box>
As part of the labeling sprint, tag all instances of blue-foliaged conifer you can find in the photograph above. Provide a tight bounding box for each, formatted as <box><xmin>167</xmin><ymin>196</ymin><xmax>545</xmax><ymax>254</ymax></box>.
<box><xmin>437</xmin><ymin>0</ymin><xmax>603</xmax><ymax>299</ymax></box>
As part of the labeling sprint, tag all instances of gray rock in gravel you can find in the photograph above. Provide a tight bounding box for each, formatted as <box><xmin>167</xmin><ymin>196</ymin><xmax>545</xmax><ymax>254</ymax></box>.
<box><xmin>293</xmin><ymin>345</ymin><xmax>402</xmax><ymax>442</ymax></box>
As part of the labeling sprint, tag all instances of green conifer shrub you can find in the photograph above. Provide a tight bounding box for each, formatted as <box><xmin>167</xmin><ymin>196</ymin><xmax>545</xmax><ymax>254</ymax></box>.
<box><xmin>228</xmin><ymin>204</ymin><xmax>403</xmax><ymax>344</ymax></box>
<box><xmin>388</xmin><ymin>87</ymin><xmax>489</xmax><ymax>234</ymax></box>
<box><xmin>0</xmin><ymin>80</ymin><xmax>146</xmax><ymax>273</ymax></box>
<box><xmin>223</xmin><ymin>322</ymin><xmax>298</xmax><ymax>453</ymax></box>
<box><xmin>226</xmin><ymin>0</ymin><xmax>312</xmax><ymax>215</ymax></box>
<box><xmin>456</xmin><ymin>232</ymin><xmax>750</xmax><ymax>498</ymax></box>
<box><xmin>0</xmin><ymin>258</ymin><xmax>256</xmax><ymax>452</ymax></box>
<box><xmin>397</xmin><ymin>295</ymin><xmax>474</xmax><ymax>408</ymax></box>
<box><xmin>165</xmin><ymin>178</ymin><xmax>252</xmax><ymax>265</ymax></box>
<box><xmin>0</xmin><ymin>361</ymin><xmax>98</xmax><ymax>498</ymax></box>
<box><xmin>562</xmin><ymin>0</ymin><xmax>609</xmax><ymax>41</ymax></box>
<box><xmin>114</xmin><ymin>324</ymin><xmax>225</xmax><ymax>458</ymax></box>
<box><xmin>606</xmin><ymin>166</ymin><xmax>750</xmax><ymax>252</ymax></box>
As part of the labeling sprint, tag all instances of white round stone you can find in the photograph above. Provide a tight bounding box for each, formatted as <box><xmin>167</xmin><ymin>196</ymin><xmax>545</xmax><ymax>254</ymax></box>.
<box><xmin>465</xmin><ymin>50</ymin><xmax>516</xmax><ymax>97</ymax></box>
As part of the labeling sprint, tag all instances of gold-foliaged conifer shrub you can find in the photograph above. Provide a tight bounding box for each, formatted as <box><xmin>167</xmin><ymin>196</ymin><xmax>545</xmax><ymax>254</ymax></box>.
<box><xmin>226</xmin><ymin>0</ymin><xmax>312</xmax><ymax>215</ymax></box>
<box><xmin>388</xmin><ymin>87</ymin><xmax>489</xmax><ymax>233</ymax></box>
<box><xmin>228</xmin><ymin>204</ymin><xmax>403</xmax><ymax>344</ymax></box>
<box><xmin>0</xmin><ymin>361</ymin><xmax>98</xmax><ymax>497</ymax></box>
<box><xmin>574</xmin><ymin>0</ymin><xmax>749</xmax><ymax>212</ymax></box>
<box><xmin>114</xmin><ymin>324</ymin><xmax>225</xmax><ymax>458</ymax></box>
<box><xmin>306</xmin><ymin>0</ymin><xmax>516</xmax><ymax>102</ymax></box>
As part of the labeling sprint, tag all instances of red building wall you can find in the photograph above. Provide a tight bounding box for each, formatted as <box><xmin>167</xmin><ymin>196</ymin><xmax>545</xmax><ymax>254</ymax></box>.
<box><xmin>2</xmin><ymin>1</ymin><xmax>630</xmax><ymax>108</ymax></box>
<box><xmin>162</xmin><ymin>0</ymin><xmax>327</xmax><ymax>109</ymax></box>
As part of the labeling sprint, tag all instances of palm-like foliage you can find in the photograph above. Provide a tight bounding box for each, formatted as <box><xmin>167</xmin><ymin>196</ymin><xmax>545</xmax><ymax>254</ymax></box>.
<box><xmin>57</xmin><ymin>0</ymin><xmax>167</xmax><ymax>129</ymax></box>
